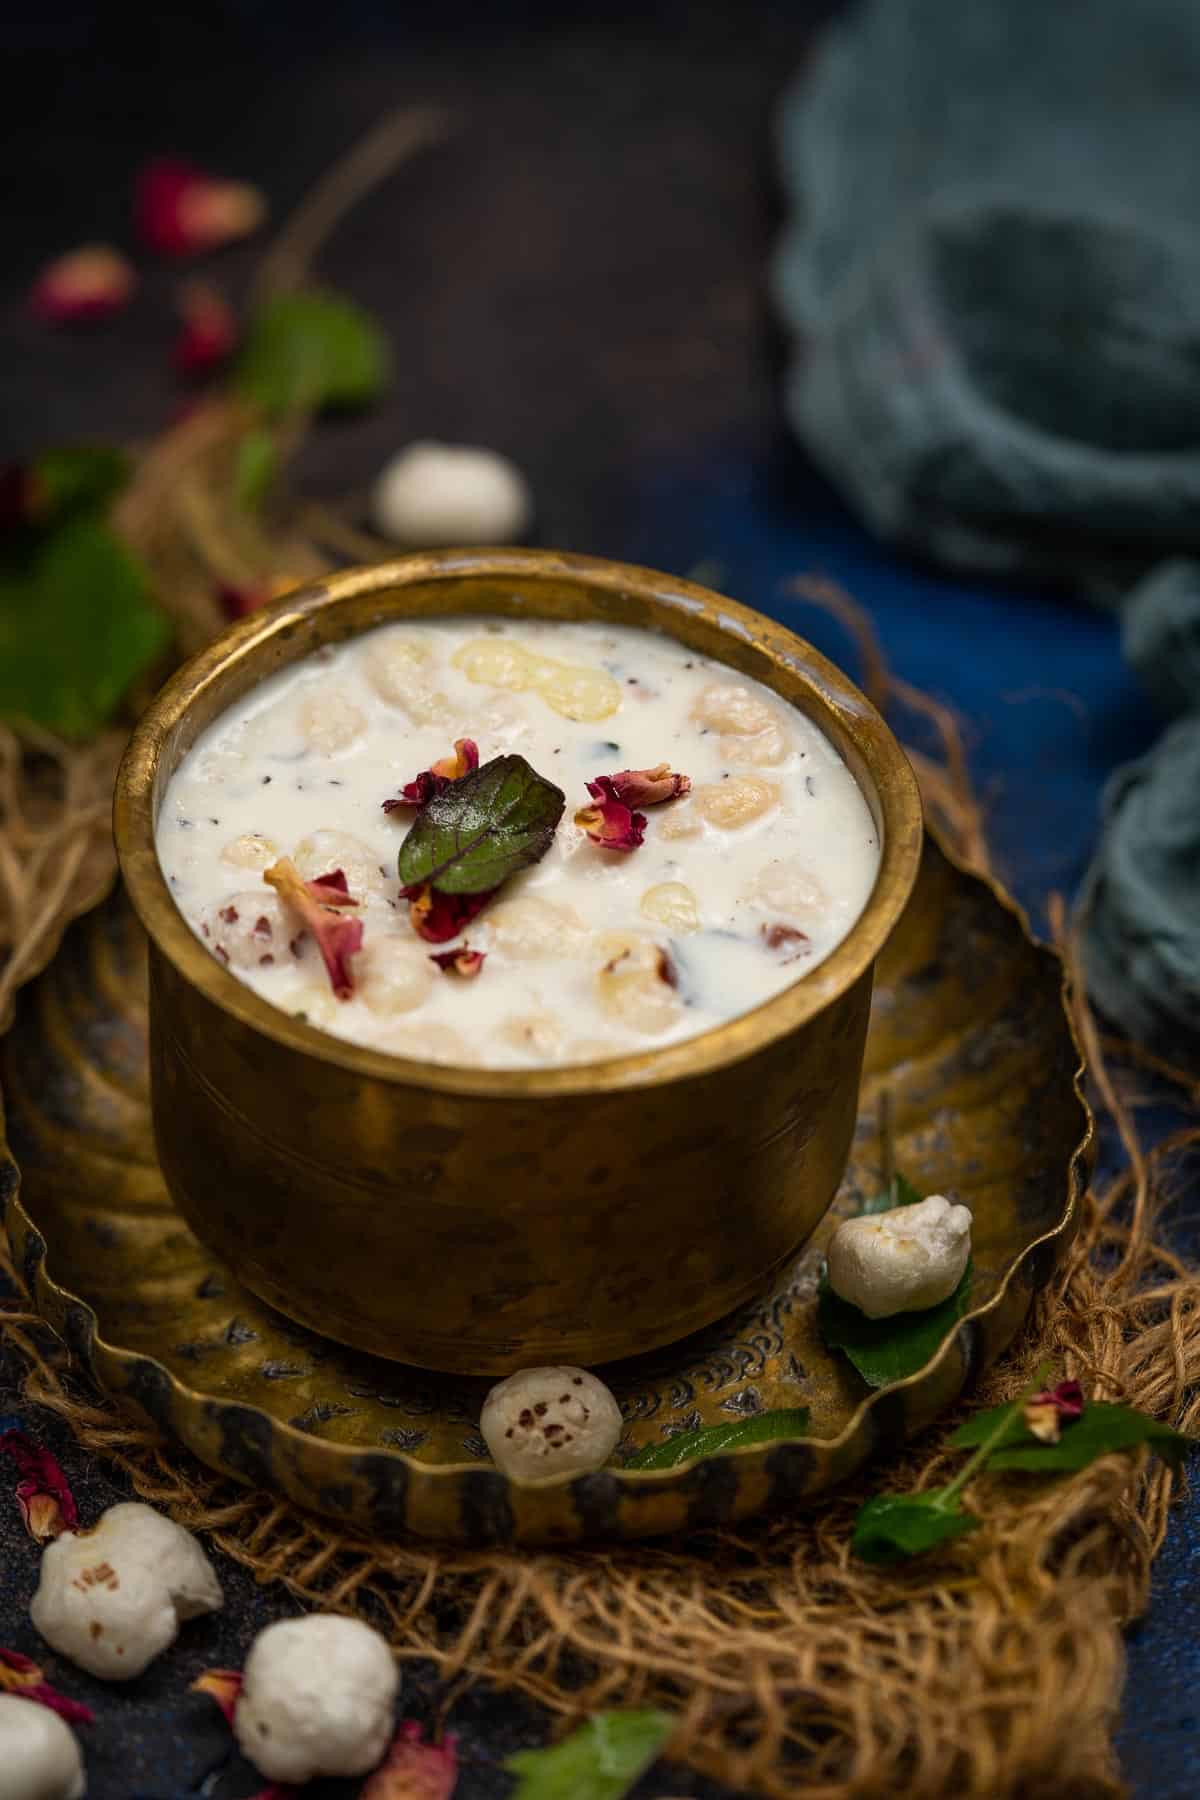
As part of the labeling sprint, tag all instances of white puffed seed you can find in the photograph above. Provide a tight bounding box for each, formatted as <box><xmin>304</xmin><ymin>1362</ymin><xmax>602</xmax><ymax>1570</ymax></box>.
<box><xmin>482</xmin><ymin>895</ymin><xmax>589</xmax><ymax>959</ymax></box>
<box><xmin>357</xmin><ymin>937</ymin><xmax>435</xmax><ymax>1016</ymax></box>
<box><xmin>639</xmin><ymin>882</ymin><xmax>700</xmax><ymax>932</ymax></box>
<box><xmin>199</xmin><ymin>892</ymin><xmax>287</xmax><ymax>970</ymax></box>
<box><xmin>743</xmin><ymin>857</ymin><xmax>827</xmax><ymax>915</ymax></box>
<box><xmin>220</xmin><ymin>832</ymin><xmax>279</xmax><ymax>871</ymax></box>
<box><xmin>299</xmin><ymin>689</ymin><xmax>367</xmax><ymax>753</ymax></box>
<box><xmin>292</xmin><ymin>831</ymin><xmax>386</xmax><ymax>897</ymax></box>
<box><xmin>30</xmin><ymin>1502</ymin><xmax>222</xmax><ymax>1681</ymax></box>
<box><xmin>481</xmin><ymin>1366</ymin><xmax>623</xmax><ymax>1479</ymax></box>
<box><xmin>0</xmin><ymin>1694</ymin><xmax>86</xmax><ymax>1800</ymax></box>
<box><xmin>594</xmin><ymin>934</ymin><xmax>680</xmax><ymax>1034</ymax></box>
<box><xmin>499</xmin><ymin>1012</ymin><xmax>566</xmax><ymax>1059</ymax></box>
<box><xmin>452</xmin><ymin>637</ymin><xmax>541</xmax><ymax>691</ymax></box>
<box><xmin>826</xmin><ymin>1195</ymin><xmax>973</xmax><ymax>1320</ymax></box>
<box><xmin>371</xmin><ymin>440</ymin><xmax>533</xmax><ymax>547</ymax></box>
<box><xmin>691</xmin><ymin>681</ymin><xmax>776</xmax><ymax>736</ymax></box>
<box><xmin>656</xmin><ymin>802</ymin><xmax>703</xmax><ymax>841</ymax></box>
<box><xmin>233</xmin><ymin>1615</ymin><xmax>398</xmax><ymax>1784</ymax></box>
<box><xmin>361</xmin><ymin>630</ymin><xmax>431</xmax><ymax>704</ymax></box>
<box><xmin>532</xmin><ymin>660</ymin><xmax>622</xmax><ymax>722</ymax></box>
<box><xmin>694</xmin><ymin>776</ymin><xmax>779</xmax><ymax>829</ymax></box>
<box><xmin>720</xmin><ymin>722</ymin><xmax>790</xmax><ymax>766</ymax></box>
<box><xmin>379</xmin><ymin>1020</ymin><xmax>473</xmax><ymax>1064</ymax></box>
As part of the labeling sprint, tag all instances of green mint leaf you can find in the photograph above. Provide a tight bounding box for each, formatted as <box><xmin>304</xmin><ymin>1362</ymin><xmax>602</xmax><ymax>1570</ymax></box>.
<box><xmin>397</xmin><ymin>754</ymin><xmax>566</xmax><ymax>895</ymax></box>
<box><xmin>33</xmin><ymin>445</ymin><xmax>131</xmax><ymax>522</ymax></box>
<box><xmin>234</xmin><ymin>291</ymin><xmax>391</xmax><ymax>419</ymax></box>
<box><xmin>853</xmin><ymin>1488</ymin><xmax>981</xmax><ymax>1565</ymax></box>
<box><xmin>232</xmin><ymin>429</ymin><xmax>278</xmax><ymax>511</ymax></box>
<box><xmin>625</xmin><ymin>1407</ymin><xmax>811</xmax><ymax>1471</ymax></box>
<box><xmin>818</xmin><ymin>1261</ymin><xmax>973</xmax><ymax>1389</ymax></box>
<box><xmin>953</xmin><ymin>1401</ymin><xmax>1191</xmax><ymax>1475</ymax></box>
<box><xmin>0</xmin><ymin>518</ymin><xmax>169</xmax><ymax>738</ymax></box>
<box><xmin>505</xmin><ymin>1711</ymin><xmax>675</xmax><ymax>1800</ymax></box>
<box><xmin>860</xmin><ymin>1170</ymin><xmax>925</xmax><ymax>1214</ymax></box>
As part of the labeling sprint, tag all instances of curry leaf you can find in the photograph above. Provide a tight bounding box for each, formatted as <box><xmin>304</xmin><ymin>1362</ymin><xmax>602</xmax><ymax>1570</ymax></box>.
<box><xmin>817</xmin><ymin>1262</ymin><xmax>973</xmax><ymax>1389</ymax></box>
<box><xmin>625</xmin><ymin>1407</ymin><xmax>811</xmax><ymax>1471</ymax></box>
<box><xmin>0</xmin><ymin>517</ymin><xmax>169</xmax><ymax>737</ymax></box>
<box><xmin>860</xmin><ymin>1170</ymin><xmax>924</xmax><ymax>1214</ymax></box>
<box><xmin>505</xmin><ymin>1710</ymin><xmax>674</xmax><ymax>1800</ymax></box>
<box><xmin>950</xmin><ymin>1400</ymin><xmax>1191</xmax><ymax>1474</ymax></box>
<box><xmin>235</xmin><ymin>291</ymin><xmax>391</xmax><ymax>418</ymax></box>
<box><xmin>852</xmin><ymin>1488</ymin><xmax>981</xmax><ymax>1566</ymax></box>
<box><xmin>398</xmin><ymin>754</ymin><xmax>566</xmax><ymax>895</ymax></box>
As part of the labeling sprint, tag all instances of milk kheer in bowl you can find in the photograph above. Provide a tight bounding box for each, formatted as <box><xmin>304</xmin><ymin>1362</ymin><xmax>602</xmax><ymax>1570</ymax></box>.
<box><xmin>115</xmin><ymin>552</ymin><xmax>922</xmax><ymax>1373</ymax></box>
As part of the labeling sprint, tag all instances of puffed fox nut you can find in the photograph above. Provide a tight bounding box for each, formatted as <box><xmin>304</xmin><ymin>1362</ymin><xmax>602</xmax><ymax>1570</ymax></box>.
<box><xmin>826</xmin><ymin>1195</ymin><xmax>972</xmax><ymax>1319</ymax></box>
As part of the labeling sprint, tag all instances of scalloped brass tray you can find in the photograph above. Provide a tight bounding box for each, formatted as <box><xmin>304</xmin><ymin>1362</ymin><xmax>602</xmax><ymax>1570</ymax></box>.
<box><xmin>0</xmin><ymin>835</ymin><xmax>1089</xmax><ymax>1544</ymax></box>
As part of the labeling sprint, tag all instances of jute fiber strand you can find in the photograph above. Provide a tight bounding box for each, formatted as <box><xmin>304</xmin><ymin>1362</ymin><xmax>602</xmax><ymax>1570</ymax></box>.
<box><xmin>2</xmin><ymin>592</ymin><xmax>1198</xmax><ymax>1800</ymax></box>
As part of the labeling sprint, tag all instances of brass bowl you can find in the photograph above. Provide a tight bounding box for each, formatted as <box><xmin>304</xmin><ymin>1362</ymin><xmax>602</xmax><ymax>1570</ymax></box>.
<box><xmin>114</xmin><ymin>550</ymin><xmax>923</xmax><ymax>1375</ymax></box>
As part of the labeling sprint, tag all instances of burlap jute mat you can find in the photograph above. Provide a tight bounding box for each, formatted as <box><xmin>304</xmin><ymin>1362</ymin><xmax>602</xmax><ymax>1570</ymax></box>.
<box><xmin>2</xmin><ymin>602</ymin><xmax>1198</xmax><ymax>1800</ymax></box>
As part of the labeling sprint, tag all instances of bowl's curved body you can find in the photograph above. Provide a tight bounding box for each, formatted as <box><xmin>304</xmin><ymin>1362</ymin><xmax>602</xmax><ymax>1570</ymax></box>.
<box><xmin>114</xmin><ymin>551</ymin><xmax>922</xmax><ymax>1373</ymax></box>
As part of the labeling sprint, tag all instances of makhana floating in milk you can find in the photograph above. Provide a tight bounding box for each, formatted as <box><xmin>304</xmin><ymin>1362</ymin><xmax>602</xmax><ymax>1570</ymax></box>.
<box><xmin>157</xmin><ymin>616</ymin><xmax>881</xmax><ymax>1067</ymax></box>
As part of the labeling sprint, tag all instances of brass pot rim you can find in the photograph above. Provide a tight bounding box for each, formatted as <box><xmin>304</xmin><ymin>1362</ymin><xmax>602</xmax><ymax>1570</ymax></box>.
<box><xmin>114</xmin><ymin>548</ymin><xmax>923</xmax><ymax>1097</ymax></box>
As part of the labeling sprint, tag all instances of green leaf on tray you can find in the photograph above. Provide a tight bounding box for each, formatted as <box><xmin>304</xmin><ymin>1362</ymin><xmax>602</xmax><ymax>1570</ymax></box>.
<box><xmin>235</xmin><ymin>291</ymin><xmax>391</xmax><ymax>418</ymax></box>
<box><xmin>817</xmin><ymin>1262</ymin><xmax>973</xmax><ymax>1389</ymax></box>
<box><xmin>860</xmin><ymin>1170</ymin><xmax>925</xmax><ymax>1214</ymax></box>
<box><xmin>232</xmin><ymin>429</ymin><xmax>278</xmax><ymax>511</ymax></box>
<box><xmin>0</xmin><ymin>517</ymin><xmax>170</xmax><ymax>738</ymax></box>
<box><xmin>625</xmin><ymin>1407</ymin><xmax>811</xmax><ymax>1471</ymax></box>
<box><xmin>398</xmin><ymin>753</ymin><xmax>566</xmax><ymax>895</ymax></box>
<box><xmin>852</xmin><ymin>1488</ymin><xmax>981</xmax><ymax>1566</ymax></box>
<box><xmin>949</xmin><ymin>1399</ymin><xmax>1191</xmax><ymax>1474</ymax></box>
<box><xmin>505</xmin><ymin>1710</ymin><xmax>675</xmax><ymax>1800</ymax></box>
<box><xmin>32</xmin><ymin>445</ymin><xmax>131</xmax><ymax>522</ymax></box>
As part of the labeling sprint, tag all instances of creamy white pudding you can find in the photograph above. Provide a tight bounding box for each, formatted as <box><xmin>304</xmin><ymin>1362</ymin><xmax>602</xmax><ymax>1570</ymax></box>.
<box><xmin>156</xmin><ymin>616</ymin><xmax>881</xmax><ymax>1066</ymax></box>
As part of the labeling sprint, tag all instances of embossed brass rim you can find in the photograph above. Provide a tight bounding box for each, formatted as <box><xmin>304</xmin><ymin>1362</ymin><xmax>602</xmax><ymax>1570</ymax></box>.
<box><xmin>0</xmin><ymin>828</ymin><xmax>1093</xmax><ymax>1544</ymax></box>
<box><xmin>113</xmin><ymin>549</ymin><xmax>925</xmax><ymax>1098</ymax></box>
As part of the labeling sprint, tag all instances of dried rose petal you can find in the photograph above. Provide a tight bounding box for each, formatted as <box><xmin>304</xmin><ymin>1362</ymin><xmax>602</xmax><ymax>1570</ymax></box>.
<box><xmin>1024</xmin><ymin>1379</ymin><xmax>1085</xmax><ymax>1445</ymax></box>
<box><xmin>429</xmin><ymin>946</ymin><xmax>486</xmax><ymax>978</ymax></box>
<box><xmin>361</xmin><ymin>1721</ymin><xmax>459</xmax><ymax>1799</ymax></box>
<box><xmin>383</xmin><ymin>738</ymin><xmax>480</xmax><ymax>812</ymax></box>
<box><xmin>575</xmin><ymin>779</ymin><xmax>647</xmax><ymax>851</ymax></box>
<box><xmin>174</xmin><ymin>281</ymin><xmax>236</xmax><ymax>377</ymax></box>
<box><xmin>760</xmin><ymin>922</ymin><xmax>811</xmax><ymax>964</ymax></box>
<box><xmin>0</xmin><ymin>1421</ymin><xmax>78</xmax><ymax>1542</ymax></box>
<box><xmin>136</xmin><ymin>158</ymin><xmax>267</xmax><ymax>257</ymax></box>
<box><xmin>403</xmin><ymin>884</ymin><xmax>496</xmax><ymax>944</ymax></box>
<box><xmin>604</xmin><ymin>762</ymin><xmax>691</xmax><ymax>807</ymax></box>
<box><xmin>30</xmin><ymin>245</ymin><xmax>135</xmax><ymax>325</ymax></box>
<box><xmin>192</xmin><ymin>1666</ymin><xmax>243</xmax><ymax>1726</ymax></box>
<box><xmin>264</xmin><ymin>859</ymin><xmax>363</xmax><ymax>999</ymax></box>
<box><xmin>0</xmin><ymin>1647</ymin><xmax>94</xmax><ymax>1725</ymax></box>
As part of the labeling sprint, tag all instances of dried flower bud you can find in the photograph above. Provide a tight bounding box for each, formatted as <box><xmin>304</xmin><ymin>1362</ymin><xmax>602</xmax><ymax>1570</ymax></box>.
<box><xmin>136</xmin><ymin>158</ymin><xmax>267</xmax><ymax>257</ymax></box>
<box><xmin>264</xmin><ymin>859</ymin><xmax>363</xmax><ymax>999</ymax></box>
<box><xmin>0</xmin><ymin>1421</ymin><xmax>77</xmax><ymax>1543</ymax></box>
<box><xmin>361</xmin><ymin>1721</ymin><xmax>458</xmax><ymax>1799</ymax></box>
<box><xmin>30</xmin><ymin>246</ymin><xmax>135</xmax><ymax>325</ymax></box>
<box><xmin>1023</xmin><ymin>1379</ymin><xmax>1085</xmax><ymax>1444</ymax></box>
<box><xmin>217</xmin><ymin>573</ymin><xmax>300</xmax><ymax>620</ymax></box>
<box><xmin>174</xmin><ymin>281</ymin><xmax>236</xmax><ymax>377</ymax></box>
<box><xmin>575</xmin><ymin>778</ymin><xmax>647</xmax><ymax>851</ymax></box>
<box><xmin>602</xmin><ymin>762</ymin><xmax>691</xmax><ymax>807</ymax></box>
<box><xmin>402</xmin><ymin>884</ymin><xmax>496</xmax><ymax>944</ymax></box>
<box><xmin>429</xmin><ymin>946</ymin><xmax>486</xmax><ymax>978</ymax></box>
<box><xmin>192</xmin><ymin>1666</ymin><xmax>243</xmax><ymax>1725</ymax></box>
<box><xmin>760</xmin><ymin>922</ymin><xmax>811</xmax><ymax>964</ymax></box>
<box><xmin>383</xmin><ymin>738</ymin><xmax>480</xmax><ymax>811</ymax></box>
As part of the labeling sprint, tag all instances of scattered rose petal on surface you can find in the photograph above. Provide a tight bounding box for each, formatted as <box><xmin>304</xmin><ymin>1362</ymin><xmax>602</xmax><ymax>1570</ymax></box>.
<box><xmin>0</xmin><ymin>1648</ymin><xmax>94</xmax><ymax>1725</ymax></box>
<box><xmin>403</xmin><ymin>884</ymin><xmax>497</xmax><ymax>944</ymax></box>
<box><xmin>575</xmin><ymin>779</ymin><xmax>647</xmax><ymax>851</ymax></box>
<box><xmin>601</xmin><ymin>762</ymin><xmax>691</xmax><ymax>807</ymax></box>
<box><xmin>1024</xmin><ymin>1379</ymin><xmax>1085</xmax><ymax>1445</ymax></box>
<box><xmin>384</xmin><ymin>738</ymin><xmax>480</xmax><ymax>811</ymax></box>
<box><xmin>174</xmin><ymin>281</ymin><xmax>237</xmax><ymax>376</ymax></box>
<box><xmin>30</xmin><ymin>245</ymin><xmax>135</xmax><ymax>324</ymax></box>
<box><xmin>361</xmin><ymin>1721</ymin><xmax>459</xmax><ymax>1798</ymax></box>
<box><xmin>0</xmin><ymin>1420</ymin><xmax>78</xmax><ymax>1542</ymax></box>
<box><xmin>192</xmin><ymin>1666</ymin><xmax>243</xmax><ymax>1726</ymax></box>
<box><xmin>429</xmin><ymin>946</ymin><xmax>486</xmax><ymax>978</ymax></box>
<box><xmin>264</xmin><ymin>859</ymin><xmax>363</xmax><ymax>998</ymax></box>
<box><xmin>760</xmin><ymin>922</ymin><xmax>811</xmax><ymax>963</ymax></box>
<box><xmin>136</xmin><ymin>158</ymin><xmax>267</xmax><ymax>257</ymax></box>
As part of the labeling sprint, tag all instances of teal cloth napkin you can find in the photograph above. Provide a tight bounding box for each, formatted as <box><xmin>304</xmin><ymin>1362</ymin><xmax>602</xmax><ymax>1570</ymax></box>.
<box><xmin>774</xmin><ymin>0</ymin><xmax>1200</xmax><ymax>1059</ymax></box>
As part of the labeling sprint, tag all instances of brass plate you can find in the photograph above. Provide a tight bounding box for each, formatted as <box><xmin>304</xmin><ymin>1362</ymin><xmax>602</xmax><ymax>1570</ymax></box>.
<box><xmin>0</xmin><ymin>835</ymin><xmax>1090</xmax><ymax>1544</ymax></box>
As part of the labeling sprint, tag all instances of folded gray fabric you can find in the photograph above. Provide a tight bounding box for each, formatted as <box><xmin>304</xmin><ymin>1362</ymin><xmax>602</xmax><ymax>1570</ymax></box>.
<box><xmin>774</xmin><ymin>0</ymin><xmax>1200</xmax><ymax>1059</ymax></box>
